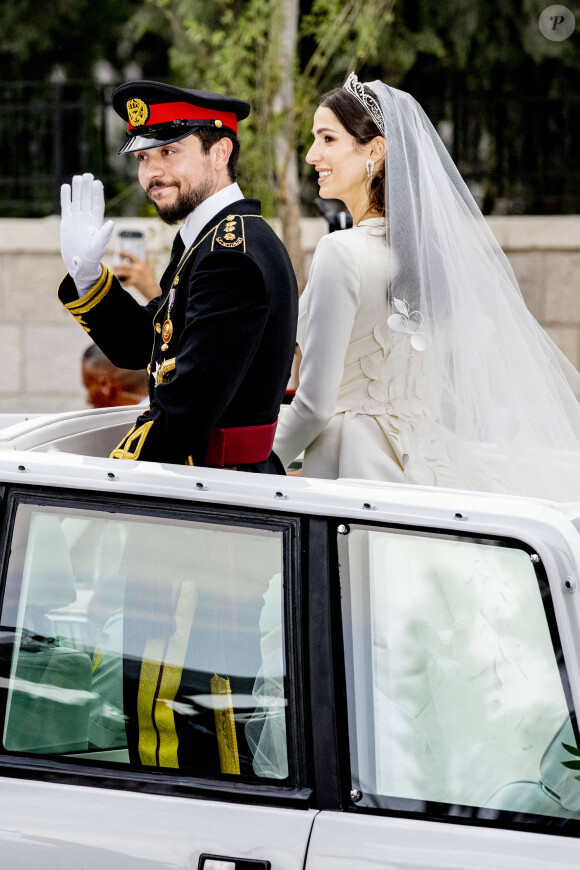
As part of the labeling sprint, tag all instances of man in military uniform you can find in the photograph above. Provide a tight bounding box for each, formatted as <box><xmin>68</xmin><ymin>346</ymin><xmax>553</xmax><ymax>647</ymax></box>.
<box><xmin>59</xmin><ymin>80</ymin><xmax>298</xmax><ymax>473</ymax></box>
<box><xmin>58</xmin><ymin>83</ymin><xmax>297</xmax><ymax>777</ymax></box>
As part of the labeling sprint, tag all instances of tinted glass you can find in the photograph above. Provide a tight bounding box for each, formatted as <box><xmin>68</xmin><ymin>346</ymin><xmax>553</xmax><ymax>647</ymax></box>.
<box><xmin>0</xmin><ymin>502</ymin><xmax>288</xmax><ymax>781</ymax></box>
<box><xmin>340</xmin><ymin>527</ymin><xmax>580</xmax><ymax>825</ymax></box>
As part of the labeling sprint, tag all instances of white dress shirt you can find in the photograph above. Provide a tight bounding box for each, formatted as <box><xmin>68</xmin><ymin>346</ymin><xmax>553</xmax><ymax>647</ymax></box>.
<box><xmin>180</xmin><ymin>182</ymin><xmax>244</xmax><ymax>248</ymax></box>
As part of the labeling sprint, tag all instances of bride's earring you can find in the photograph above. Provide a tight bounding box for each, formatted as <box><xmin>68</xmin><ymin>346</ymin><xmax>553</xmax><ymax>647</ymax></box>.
<box><xmin>366</xmin><ymin>158</ymin><xmax>375</xmax><ymax>180</ymax></box>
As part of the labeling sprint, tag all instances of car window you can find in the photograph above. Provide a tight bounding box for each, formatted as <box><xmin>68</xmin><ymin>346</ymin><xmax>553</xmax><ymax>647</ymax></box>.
<box><xmin>339</xmin><ymin>525</ymin><xmax>580</xmax><ymax>825</ymax></box>
<box><xmin>0</xmin><ymin>499</ymin><xmax>290</xmax><ymax>782</ymax></box>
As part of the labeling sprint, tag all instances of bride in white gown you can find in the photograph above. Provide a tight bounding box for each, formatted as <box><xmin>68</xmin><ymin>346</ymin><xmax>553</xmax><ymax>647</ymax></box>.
<box><xmin>274</xmin><ymin>73</ymin><xmax>580</xmax><ymax>500</ymax></box>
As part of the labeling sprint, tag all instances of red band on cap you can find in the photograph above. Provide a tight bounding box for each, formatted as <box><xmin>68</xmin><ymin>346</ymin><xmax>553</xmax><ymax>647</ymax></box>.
<box><xmin>128</xmin><ymin>101</ymin><xmax>238</xmax><ymax>134</ymax></box>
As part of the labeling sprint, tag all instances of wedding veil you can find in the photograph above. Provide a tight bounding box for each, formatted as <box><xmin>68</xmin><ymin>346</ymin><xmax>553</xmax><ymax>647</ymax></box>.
<box><xmin>365</xmin><ymin>79</ymin><xmax>580</xmax><ymax>500</ymax></box>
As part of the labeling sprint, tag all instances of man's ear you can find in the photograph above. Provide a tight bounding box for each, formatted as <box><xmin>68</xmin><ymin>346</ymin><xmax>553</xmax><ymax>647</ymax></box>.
<box><xmin>98</xmin><ymin>374</ymin><xmax>114</xmax><ymax>400</ymax></box>
<box><xmin>212</xmin><ymin>137</ymin><xmax>233</xmax><ymax>172</ymax></box>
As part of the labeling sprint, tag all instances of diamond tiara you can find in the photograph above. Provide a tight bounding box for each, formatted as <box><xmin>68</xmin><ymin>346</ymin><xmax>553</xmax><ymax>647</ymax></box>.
<box><xmin>343</xmin><ymin>72</ymin><xmax>385</xmax><ymax>137</ymax></box>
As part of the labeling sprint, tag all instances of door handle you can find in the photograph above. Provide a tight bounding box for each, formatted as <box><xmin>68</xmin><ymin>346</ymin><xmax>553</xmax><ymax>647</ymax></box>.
<box><xmin>198</xmin><ymin>855</ymin><xmax>271</xmax><ymax>870</ymax></box>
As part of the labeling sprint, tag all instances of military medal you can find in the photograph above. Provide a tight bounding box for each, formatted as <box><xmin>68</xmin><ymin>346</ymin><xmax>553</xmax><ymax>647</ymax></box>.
<box><xmin>161</xmin><ymin>319</ymin><xmax>173</xmax><ymax>352</ymax></box>
<box><xmin>160</xmin><ymin>286</ymin><xmax>177</xmax><ymax>352</ymax></box>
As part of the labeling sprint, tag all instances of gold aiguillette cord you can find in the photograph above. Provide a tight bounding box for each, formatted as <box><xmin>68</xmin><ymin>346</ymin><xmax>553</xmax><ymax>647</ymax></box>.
<box><xmin>210</xmin><ymin>673</ymin><xmax>241</xmax><ymax>775</ymax></box>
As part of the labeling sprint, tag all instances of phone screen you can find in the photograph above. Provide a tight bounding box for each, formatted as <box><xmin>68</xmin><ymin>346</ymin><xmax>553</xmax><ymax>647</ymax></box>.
<box><xmin>114</xmin><ymin>230</ymin><xmax>147</xmax><ymax>264</ymax></box>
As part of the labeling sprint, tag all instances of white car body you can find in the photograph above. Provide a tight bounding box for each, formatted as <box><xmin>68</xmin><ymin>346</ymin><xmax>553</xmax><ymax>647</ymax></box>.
<box><xmin>0</xmin><ymin>408</ymin><xmax>579</xmax><ymax>869</ymax></box>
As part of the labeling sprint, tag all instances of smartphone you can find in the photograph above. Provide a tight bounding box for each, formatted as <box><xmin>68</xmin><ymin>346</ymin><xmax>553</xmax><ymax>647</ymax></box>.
<box><xmin>114</xmin><ymin>229</ymin><xmax>147</xmax><ymax>264</ymax></box>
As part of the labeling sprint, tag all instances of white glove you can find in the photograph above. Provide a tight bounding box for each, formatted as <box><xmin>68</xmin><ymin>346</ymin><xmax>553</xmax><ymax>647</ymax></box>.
<box><xmin>60</xmin><ymin>173</ymin><xmax>115</xmax><ymax>295</ymax></box>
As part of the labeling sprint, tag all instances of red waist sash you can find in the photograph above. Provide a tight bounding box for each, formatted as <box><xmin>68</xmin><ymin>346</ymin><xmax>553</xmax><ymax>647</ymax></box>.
<box><xmin>204</xmin><ymin>419</ymin><xmax>278</xmax><ymax>468</ymax></box>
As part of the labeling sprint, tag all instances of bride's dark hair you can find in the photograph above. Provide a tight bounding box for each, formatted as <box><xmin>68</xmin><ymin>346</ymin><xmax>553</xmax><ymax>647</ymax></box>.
<box><xmin>319</xmin><ymin>86</ymin><xmax>385</xmax><ymax>217</ymax></box>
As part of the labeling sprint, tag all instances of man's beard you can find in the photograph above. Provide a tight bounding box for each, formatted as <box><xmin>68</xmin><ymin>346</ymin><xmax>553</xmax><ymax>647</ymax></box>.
<box><xmin>148</xmin><ymin>175</ymin><xmax>214</xmax><ymax>225</ymax></box>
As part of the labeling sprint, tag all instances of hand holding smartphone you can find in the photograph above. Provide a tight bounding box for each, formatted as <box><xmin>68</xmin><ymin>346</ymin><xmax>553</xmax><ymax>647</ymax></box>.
<box><xmin>114</xmin><ymin>229</ymin><xmax>147</xmax><ymax>265</ymax></box>
<box><xmin>112</xmin><ymin>229</ymin><xmax>161</xmax><ymax>301</ymax></box>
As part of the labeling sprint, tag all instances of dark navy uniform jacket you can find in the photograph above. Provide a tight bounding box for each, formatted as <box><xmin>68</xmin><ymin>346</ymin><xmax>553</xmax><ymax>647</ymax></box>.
<box><xmin>59</xmin><ymin>199</ymin><xmax>298</xmax><ymax>472</ymax></box>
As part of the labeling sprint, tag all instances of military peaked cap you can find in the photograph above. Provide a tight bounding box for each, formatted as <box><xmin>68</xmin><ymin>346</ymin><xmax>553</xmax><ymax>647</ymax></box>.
<box><xmin>112</xmin><ymin>80</ymin><xmax>251</xmax><ymax>154</ymax></box>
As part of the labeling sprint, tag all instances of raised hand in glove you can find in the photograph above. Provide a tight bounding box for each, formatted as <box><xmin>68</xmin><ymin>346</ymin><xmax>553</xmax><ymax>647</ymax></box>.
<box><xmin>60</xmin><ymin>173</ymin><xmax>115</xmax><ymax>294</ymax></box>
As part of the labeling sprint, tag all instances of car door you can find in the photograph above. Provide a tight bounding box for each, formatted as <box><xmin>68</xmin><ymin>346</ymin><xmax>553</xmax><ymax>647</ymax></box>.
<box><xmin>0</xmin><ymin>485</ymin><xmax>316</xmax><ymax>870</ymax></box>
<box><xmin>306</xmin><ymin>510</ymin><xmax>580</xmax><ymax>868</ymax></box>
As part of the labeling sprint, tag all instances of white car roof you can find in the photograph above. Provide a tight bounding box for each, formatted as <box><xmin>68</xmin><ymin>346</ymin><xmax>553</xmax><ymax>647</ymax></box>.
<box><xmin>0</xmin><ymin>408</ymin><xmax>579</xmax><ymax>556</ymax></box>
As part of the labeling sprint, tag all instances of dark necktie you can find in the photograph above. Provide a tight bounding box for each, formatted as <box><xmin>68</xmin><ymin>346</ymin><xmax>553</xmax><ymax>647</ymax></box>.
<box><xmin>170</xmin><ymin>231</ymin><xmax>185</xmax><ymax>261</ymax></box>
<box><xmin>160</xmin><ymin>232</ymin><xmax>186</xmax><ymax>289</ymax></box>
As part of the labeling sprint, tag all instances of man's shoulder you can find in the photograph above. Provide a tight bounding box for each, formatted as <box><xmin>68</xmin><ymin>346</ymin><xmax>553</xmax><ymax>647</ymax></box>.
<box><xmin>211</xmin><ymin>212</ymin><xmax>273</xmax><ymax>254</ymax></box>
<box><xmin>196</xmin><ymin>202</ymin><xmax>281</xmax><ymax>258</ymax></box>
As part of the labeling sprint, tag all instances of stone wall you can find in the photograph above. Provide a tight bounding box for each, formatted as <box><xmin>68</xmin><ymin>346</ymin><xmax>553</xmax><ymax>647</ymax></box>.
<box><xmin>0</xmin><ymin>215</ymin><xmax>579</xmax><ymax>413</ymax></box>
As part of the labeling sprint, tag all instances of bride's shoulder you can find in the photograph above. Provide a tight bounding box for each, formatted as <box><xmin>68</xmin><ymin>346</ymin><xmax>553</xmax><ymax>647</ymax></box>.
<box><xmin>313</xmin><ymin>221</ymin><xmax>388</xmax><ymax>272</ymax></box>
<box><xmin>315</xmin><ymin>221</ymin><xmax>385</xmax><ymax>254</ymax></box>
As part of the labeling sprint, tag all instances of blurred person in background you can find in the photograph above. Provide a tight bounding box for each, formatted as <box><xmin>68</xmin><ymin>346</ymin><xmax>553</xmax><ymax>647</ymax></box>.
<box><xmin>82</xmin><ymin>344</ymin><xmax>148</xmax><ymax>408</ymax></box>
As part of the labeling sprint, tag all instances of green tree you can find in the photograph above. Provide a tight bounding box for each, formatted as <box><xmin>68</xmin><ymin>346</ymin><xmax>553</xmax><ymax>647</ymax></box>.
<box><xmin>0</xmin><ymin>0</ymin><xmax>161</xmax><ymax>80</ymax></box>
<box><xmin>134</xmin><ymin>0</ymin><xmax>394</xmax><ymax>286</ymax></box>
<box><xmin>0</xmin><ymin>0</ymin><xmax>172</xmax><ymax>216</ymax></box>
<box><xmin>370</xmin><ymin>0</ymin><xmax>580</xmax><ymax>213</ymax></box>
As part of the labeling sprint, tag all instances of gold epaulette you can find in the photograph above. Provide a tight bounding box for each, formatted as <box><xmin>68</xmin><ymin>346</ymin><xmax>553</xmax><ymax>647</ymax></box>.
<box><xmin>210</xmin><ymin>214</ymin><xmax>265</xmax><ymax>252</ymax></box>
<box><xmin>212</xmin><ymin>213</ymin><xmax>246</xmax><ymax>252</ymax></box>
<box><xmin>62</xmin><ymin>265</ymin><xmax>113</xmax><ymax>333</ymax></box>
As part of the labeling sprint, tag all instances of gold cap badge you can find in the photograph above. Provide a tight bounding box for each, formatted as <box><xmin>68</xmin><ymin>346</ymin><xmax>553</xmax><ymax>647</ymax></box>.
<box><xmin>127</xmin><ymin>98</ymin><xmax>150</xmax><ymax>128</ymax></box>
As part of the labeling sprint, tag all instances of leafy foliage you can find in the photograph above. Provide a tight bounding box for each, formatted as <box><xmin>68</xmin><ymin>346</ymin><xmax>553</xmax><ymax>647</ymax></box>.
<box><xmin>133</xmin><ymin>0</ymin><xmax>394</xmax><ymax>214</ymax></box>
<box><xmin>2</xmin><ymin>0</ymin><xmax>580</xmax><ymax>216</ymax></box>
<box><xmin>562</xmin><ymin>741</ymin><xmax>580</xmax><ymax>780</ymax></box>
<box><xmin>0</xmin><ymin>0</ymin><xmax>170</xmax><ymax>82</ymax></box>
<box><xmin>365</xmin><ymin>0</ymin><xmax>580</xmax><ymax>213</ymax></box>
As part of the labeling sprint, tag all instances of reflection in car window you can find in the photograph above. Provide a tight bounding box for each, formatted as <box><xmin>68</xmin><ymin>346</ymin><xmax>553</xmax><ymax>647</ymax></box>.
<box><xmin>340</xmin><ymin>527</ymin><xmax>580</xmax><ymax>824</ymax></box>
<box><xmin>0</xmin><ymin>502</ymin><xmax>288</xmax><ymax>780</ymax></box>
